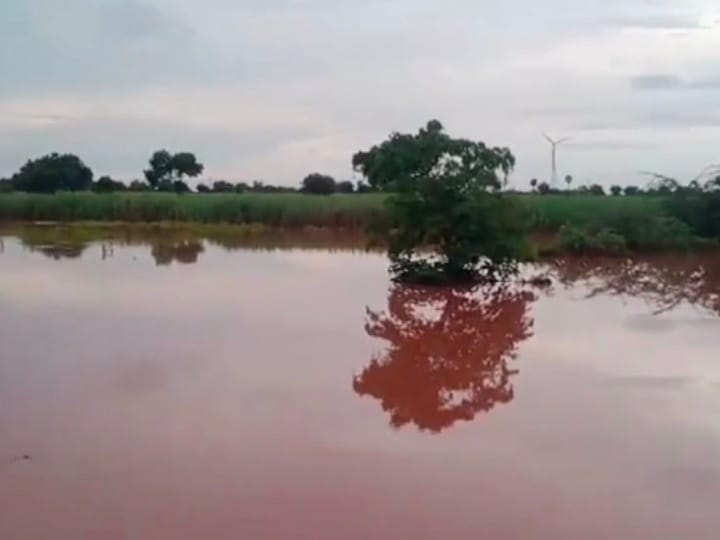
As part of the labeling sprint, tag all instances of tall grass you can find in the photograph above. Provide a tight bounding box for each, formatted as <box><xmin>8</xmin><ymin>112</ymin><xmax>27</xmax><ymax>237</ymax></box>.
<box><xmin>0</xmin><ymin>192</ymin><xmax>386</xmax><ymax>228</ymax></box>
<box><xmin>0</xmin><ymin>191</ymin><xmax>677</xmax><ymax>233</ymax></box>
<box><xmin>522</xmin><ymin>194</ymin><xmax>666</xmax><ymax>230</ymax></box>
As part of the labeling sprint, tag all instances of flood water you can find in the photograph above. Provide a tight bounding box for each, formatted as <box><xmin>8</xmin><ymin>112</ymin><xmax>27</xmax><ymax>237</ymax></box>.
<box><xmin>1</xmin><ymin>228</ymin><xmax>720</xmax><ymax>540</ymax></box>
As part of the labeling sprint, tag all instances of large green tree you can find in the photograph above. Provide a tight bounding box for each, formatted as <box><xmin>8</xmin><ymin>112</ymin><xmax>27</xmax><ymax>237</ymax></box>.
<box><xmin>144</xmin><ymin>150</ymin><xmax>204</xmax><ymax>189</ymax></box>
<box><xmin>353</xmin><ymin>120</ymin><xmax>530</xmax><ymax>284</ymax></box>
<box><xmin>11</xmin><ymin>153</ymin><xmax>93</xmax><ymax>193</ymax></box>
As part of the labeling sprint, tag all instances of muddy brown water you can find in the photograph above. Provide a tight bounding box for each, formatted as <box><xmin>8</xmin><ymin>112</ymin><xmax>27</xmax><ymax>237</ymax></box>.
<box><xmin>1</xmin><ymin>229</ymin><xmax>720</xmax><ymax>540</ymax></box>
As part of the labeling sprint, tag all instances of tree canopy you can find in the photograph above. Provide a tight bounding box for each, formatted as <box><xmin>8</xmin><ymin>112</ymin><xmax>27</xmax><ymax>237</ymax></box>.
<box><xmin>353</xmin><ymin>120</ymin><xmax>515</xmax><ymax>193</ymax></box>
<box><xmin>144</xmin><ymin>150</ymin><xmax>204</xmax><ymax>189</ymax></box>
<box><xmin>354</xmin><ymin>120</ymin><xmax>529</xmax><ymax>284</ymax></box>
<box><xmin>336</xmin><ymin>180</ymin><xmax>355</xmax><ymax>193</ymax></box>
<box><xmin>301</xmin><ymin>173</ymin><xmax>337</xmax><ymax>195</ymax></box>
<box><xmin>93</xmin><ymin>176</ymin><xmax>126</xmax><ymax>193</ymax></box>
<box><xmin>11</xmin><ymin>153</ymin><xmax>94</xmax><ymax>193</ymax></box>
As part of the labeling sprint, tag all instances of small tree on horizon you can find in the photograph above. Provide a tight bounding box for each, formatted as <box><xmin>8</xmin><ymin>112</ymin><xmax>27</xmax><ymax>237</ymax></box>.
<box><xmin>173</xmin><ymin>180</ymin><xmax>191</xmax><ymax>194</ymax></box>
<box><xmin>0</xmin><ymin>178</ymin><xmax>14</xmax><ymax>192</ymax></box>
<box><xmin>356</xmin><ymin>181</ymin><xmax>373</xmax><ymax>193</ymax></box>
<box><xmin>93</xmin><ymin>176</ymin><xmax>126</xmax><ymax>193</ymax></box>
<box><xmin>144</xmin><ymin>150</ymin><xmax>204</xmax><ymax>190</ymax></box>
<box><xmin>11</xmin><ymin>153</ymin><xmax>93</xmax><ymax>193</ymax></box>
<box><xmin>212</xmin><ymin>180</ymin><xmax>234</xmax><ymax>193</ymax></box>
<box><xmin>301</xmin><ymin>173</ymin><xmax>337</xmax><ymax>195</ymax></box>
<box><xmin>537</xmin><ymin>181</ymin><xmax>551</xmax><ymax>195</ymax></box>
<box><xmin>336</xmin><ymin>180</ymin><xmax>355</xmax><ymax>193</ymax></box>
<box><xmin>128</xmin><ymin>179</ymin><xmax>150</xmax><ymax>191</ymax></box>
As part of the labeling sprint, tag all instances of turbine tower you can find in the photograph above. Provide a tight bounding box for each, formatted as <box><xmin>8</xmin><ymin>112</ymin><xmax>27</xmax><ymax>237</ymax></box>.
<box><xmin>543</xmin><ymin>133</ymin><xmax>571</xmax><ymax>187</ymax></box>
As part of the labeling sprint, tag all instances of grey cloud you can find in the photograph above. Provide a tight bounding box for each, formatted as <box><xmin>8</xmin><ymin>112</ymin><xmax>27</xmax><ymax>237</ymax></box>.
<box><xmin>567</xmin><ymin>141</ymin><xmax>660</xmax><ymax>151</ymax></box>
<box><xmin>0</xmin><ymin>111</ymin><xmax>76</xmax><ymax>122</ymax></box>
<box><xmin>607</xmin><ymin>14</ymin><xmax>706</xmax><ymax>30</ymax></box>
<box><xmin>630</xmin><ymin>74</ymin><xmax>685</xmax><ymax>90</ymax></box>
<box><xmin>631</xmin><ymin>73</ymin><xmax>720</xmax><ymax>91</ymax></box>
<box><xmin>689</xmin><ymin>77</ymin><xmax>720</xmax><ymax>89</ymax></box>
<box><xmin>98</xmin><ymin>1</ymin><xmax>193</xmax><ymax>40</ymax></box>
<box><xmin>577</xmin><ymin>111</ymin><xmax>720</xmax><ymax>131</ymax></box>
<box><xmin>0</xmin><ymin>1</ymin><xmax>217</xmax><ymax>97</ymax></box>
<box><xmin>638</xmin><ymin>110</ymin><xmax>720</xmax><ymax>128</ymax></box>
<box><xmin>525</xmin><ymin>103</ymin><xmax>720</xmax><ymax>132</ymax></box>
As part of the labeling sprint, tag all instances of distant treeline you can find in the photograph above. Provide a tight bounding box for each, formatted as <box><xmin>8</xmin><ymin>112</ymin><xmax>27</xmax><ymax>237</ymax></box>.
<box><xmin>0</xmin><ymin>149</ymin><xmax>708</xmax><ymax>197</ymax></box>
<box><xmin>2</xmin><ymin>148</ymin><xmax>720</xmax><ymax>256</ymax></box>
<box><xmin>0</xmin><ymin>151</ymin><xmax>375</xmax><ymax>195</ymax></box>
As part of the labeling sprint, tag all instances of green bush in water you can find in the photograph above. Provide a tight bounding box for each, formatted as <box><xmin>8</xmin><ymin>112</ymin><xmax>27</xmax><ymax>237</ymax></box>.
<box><xmin>560</xmin><ymin>225</ymin><xmax>627</xmax><ymax>255</ymax></box>
<box><xmin>353</xmin><ymin>120</ymin><xmax>531</xmax><ymax>284</ymax></box>
<box><xmin>663</xmin><ymin>187</ymin><xmax>720</xmax><ymax>240</ymax></box>
<box><xmin>613</xmin><ymin>214</ymin><xmax>693</xmax><ymax>250</ymax></box>
<box><xmin>560</xmin><ymin>212</ymin><xmax>693</xmax><ymax>254</ymax></box>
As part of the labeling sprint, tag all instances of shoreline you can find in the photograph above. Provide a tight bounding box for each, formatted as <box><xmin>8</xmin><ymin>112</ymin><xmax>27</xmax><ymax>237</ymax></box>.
<box><xmin>1</xmin><ymin>221</ymin><xmax>717</xmax><ymax>257</ymax></box>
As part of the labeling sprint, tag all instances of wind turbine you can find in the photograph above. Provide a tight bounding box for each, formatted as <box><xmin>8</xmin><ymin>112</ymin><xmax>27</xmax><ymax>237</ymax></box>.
<box><xmin>543</xmin><ymin>133</ymin><xmax>572</xmax><ymax>187</ymax></box>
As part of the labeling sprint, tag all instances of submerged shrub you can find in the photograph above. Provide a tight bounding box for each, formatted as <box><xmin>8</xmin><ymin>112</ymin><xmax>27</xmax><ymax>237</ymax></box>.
<box><xmin>560</xmin><ymin>225</ymin><xmax>627</xmax><ymax>255</ymax></box>
<box><xmin>560</xmin><ymin>212</ymin><xmax>693</xmax><ymax>254</ymax></box>
<box><xmin>664</xmin><ymin>189</ymin><xmax>720</xmax><ymax>239</ymax></box>
<box><xmin>354</xmin><ymin>120</ymin><xmax>530</xmax><ymax>284</ymax></box>
<box><xmin>614</xmin><ymin>214</ymin><xmax>693</xmax><ymax>250</ymax></box>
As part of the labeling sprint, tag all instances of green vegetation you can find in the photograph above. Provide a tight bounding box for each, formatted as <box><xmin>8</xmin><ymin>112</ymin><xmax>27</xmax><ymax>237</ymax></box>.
<box><xmin>353</xmin><ymin>120</ymin><xmax>530</xmax><ymax>284</ymax></box>
<box><xmin>1</xmin><ymin>190</ymin><xmax>718</xmax><ymax>255</ymax></box>
<box><xmin>10</xmin><ymin>153</ymin><xmax>93</xmax><ymax>193</ymax></box>
<box><xmin>0</xmin><ymin>192</ymin><xmax>385</xmax><ymax>228</ymax></box>
<box><xmin>143</xmin><ymin>150</ymin><xmax>204</xmax><ymax>192</ymax></box>
<box><xmin>301</xmin><ymin>173</ymin><xmax>337</xmax><ymax>195</ymax></box>
<box><xmin>524</xmin><ymin>194</ymin><xmax>664</xmax><ymax>231</ymax></box>
<box><xmin>1</xmin><ymin>137</ymin><xmax>719</xmax><ymax>263</ymax></box>
<box><xmin>663</xmin><ymin>178</ymin><xmax>720</xmax><ymax>239</ymax></box>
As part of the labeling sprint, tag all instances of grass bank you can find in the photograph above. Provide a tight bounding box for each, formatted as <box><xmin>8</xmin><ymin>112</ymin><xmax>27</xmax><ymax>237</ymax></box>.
<box><xmin>0</xmin><ymin>192</ymin><xmax>386</xmax><ymax>228</ymax></box>
<box><xmin>0</xmin><ymin>192</ymin><xmax>664</xmax><ymax>228</ymax></box>
<box><xmin>0</xmin><ymin>192</ymin><xmax>709</xmax><ymax>254</ymax></box>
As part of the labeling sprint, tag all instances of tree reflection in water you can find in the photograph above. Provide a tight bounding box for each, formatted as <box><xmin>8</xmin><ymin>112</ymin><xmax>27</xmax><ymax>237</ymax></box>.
<box><xmin>28</xmin><ymin>243</ymin><xmax>87</xmax><ymax>260</ymax></box>
<box><xmin>354</xmin><ymin>284</ymin><xmax>536</xmax><ymax>433</ymax></box>
<box><xmin>547</xmin><ymin>255</ymin><xmax>720</xmax><ymax>316</ymax></box>
<box><xmin>151</xmin><ymin>240</ymin><xmax>205</xmax><ymax>266</ymax></box>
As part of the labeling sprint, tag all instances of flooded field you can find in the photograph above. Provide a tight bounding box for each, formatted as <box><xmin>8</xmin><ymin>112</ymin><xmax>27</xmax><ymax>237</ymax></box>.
<box><xmin>1</xmin><ymin>228</ymin><xmax>720</xmax><ymax>540</ymax></box>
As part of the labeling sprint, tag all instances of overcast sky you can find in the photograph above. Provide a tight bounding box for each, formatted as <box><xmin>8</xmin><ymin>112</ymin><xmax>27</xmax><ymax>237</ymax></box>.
<box><xmin>1</xmin><ymin>0</ymin><xmax>719</xmax><ymax>187</ymax></box>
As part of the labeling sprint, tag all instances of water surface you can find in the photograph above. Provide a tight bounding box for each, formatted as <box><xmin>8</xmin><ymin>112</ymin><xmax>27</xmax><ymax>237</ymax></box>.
<box><xmin>1</xmin><ymin>228</ymin><xmax>720</xmax><ymax>540</ymax></box>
